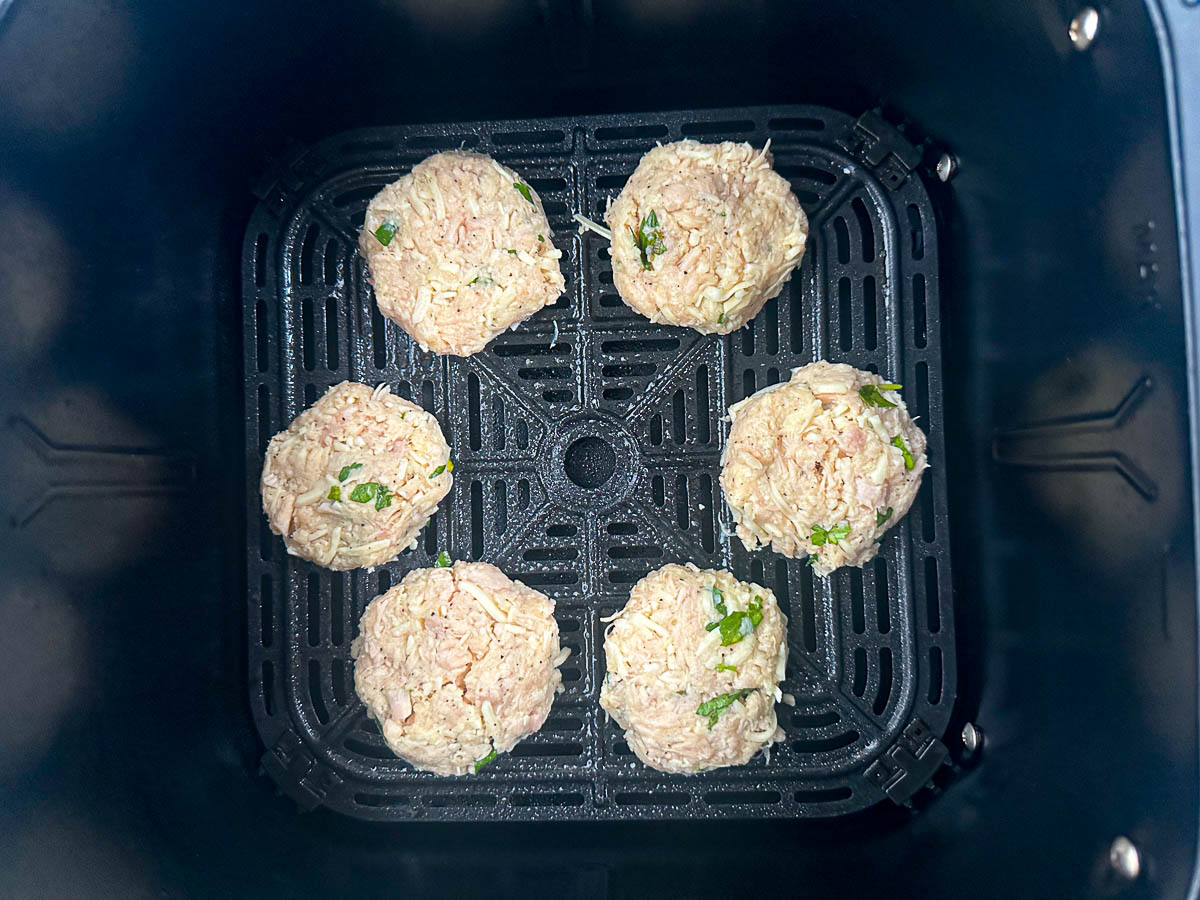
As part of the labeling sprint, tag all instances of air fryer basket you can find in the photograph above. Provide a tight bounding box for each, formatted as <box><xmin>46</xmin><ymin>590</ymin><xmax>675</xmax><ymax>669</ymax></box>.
<box><xmin>244</xmin><ymin>105</ymin><xmax>955</xmax><ymax>820</ymax></box>
<box><xmin>4</xmin><ymin>0</ymin><xmax>1199</xmax><ymax>895</ymax></box>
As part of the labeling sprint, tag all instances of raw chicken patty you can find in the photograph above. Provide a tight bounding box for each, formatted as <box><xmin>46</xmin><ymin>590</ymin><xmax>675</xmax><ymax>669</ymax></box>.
<box><xmin>600</xmin><ymin>563</ymin><xmax>787</xmax><ymax>773</ymax></box>
<box><xmin>360</xmin><ymin>151</ymin><xmax>565</xmax><ymax>356</ymax></box>
<box><xmin>352</xmin><ymin>561</ymin><xmax>568</xmax><ymax>775</ymax></box>
<box><xmin>604</xmin><ymin>140</ymin><xmax>807</xmax><ymax>334</ymax></box>
<box><xmin>260</xmin><ymin>381</ymin><xmax>452</xmax><ymax>571</ymax></box>
<box><xmin>720</xmin><ymin>361</ymin><xmax>928</xmax><ymax>575</ymax></box>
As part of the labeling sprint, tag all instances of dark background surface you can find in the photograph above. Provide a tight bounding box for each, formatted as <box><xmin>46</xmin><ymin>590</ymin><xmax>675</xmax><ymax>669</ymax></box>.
<box><xmin>0</xmin><ymin>0</ymin><xmax>1195</xmax><ymax>897</ymax></box>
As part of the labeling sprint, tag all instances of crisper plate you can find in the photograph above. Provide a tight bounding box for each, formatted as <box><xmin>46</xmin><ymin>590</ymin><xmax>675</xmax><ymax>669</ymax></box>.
<box><xmin>241</xmin><ymin>105</ymin><xmax>955</xmax><ymax>821</ymax></box>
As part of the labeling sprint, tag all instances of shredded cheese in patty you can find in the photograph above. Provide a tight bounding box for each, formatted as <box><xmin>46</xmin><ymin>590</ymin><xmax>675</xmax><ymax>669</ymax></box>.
<box><xmin>605</xmin><ymin>140</ymin><xmax>807</xmax><ymax>334</ymax></box>
<box><xmin>720</xmin><ymin>361</ymin><xmax>928</xmax><ymax>575</ymax></box>
<box><xmin>352</xmin><ymin>562</ymin><xmax>565</xmax><ymax>776</ymax></box>
<box><xmin>600</xmin><ymin>563</ymin><xmax>788</xmax><ymax>773</ymax></box>
<box><xmin>360</xmin><ymin>151</ymin><xmax>565</xmax><ymax>357</ymax></box>
<box><xmin>260</xmin><ymin>381</ymin><xmax>452</xmax><ymax>571</ymax></box>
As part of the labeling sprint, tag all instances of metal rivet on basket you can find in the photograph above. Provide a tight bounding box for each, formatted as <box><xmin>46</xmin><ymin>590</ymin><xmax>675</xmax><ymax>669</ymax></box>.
<box><xmin>1069</xmin><ymin>7</ymin><xmax>1100</xmax><ymax>50</ymax></box>
<box><xmin>1109</xmin><ymin>836</ymin><xmax>1141</xmax><ymax>880</ymax></box>
<box><xmin>935</xmin><ymin>153</ymin><xmax>957</xmax><ymax>183</ymax></box>
<box><xmin>960</xmin><ymin>722</ymin><xmax>983</xmax><ymax>755</ymax></box>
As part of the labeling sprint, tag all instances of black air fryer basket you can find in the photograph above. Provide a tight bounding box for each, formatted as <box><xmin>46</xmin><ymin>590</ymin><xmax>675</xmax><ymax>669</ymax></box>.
<box><xmin>1</xmin><ymin>0</ymin><xmax>1198</xmax><ymax>897</ymax></box>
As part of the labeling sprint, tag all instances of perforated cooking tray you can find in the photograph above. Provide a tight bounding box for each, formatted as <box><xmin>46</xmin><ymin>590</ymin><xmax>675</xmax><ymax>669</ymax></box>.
<box><xmin>242</xmin><ymin>105</ymin><xmax>955</xmax><ymax>821</ymax></box>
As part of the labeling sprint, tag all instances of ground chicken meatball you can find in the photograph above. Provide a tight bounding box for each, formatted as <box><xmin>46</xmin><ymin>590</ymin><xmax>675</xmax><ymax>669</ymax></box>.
<box><xmin>600</xmin><ymin>563</ymin><xmax>787</xmax><ymax>773</ymax></box>
<box><xmin>260</xmin><ymin>382</ymin><xmax>452</xmax><ymax>571</ymax></box>
<box><xmin>603</xmin><ymin>140</ymin><xmax>807</xmax><ymax>333</ymax></box>
<box><xmin>360</xmin><ymin>151</ymin><xmax>565</xmax><ymax>356</ymax></box>
<box><xmin>721</xmin><ymin>361</ymin><xmax>928</xmax><ymax>575</ymax></box>
<box><xmin>352</xmin><ymin>562</ymin><xmax>568</xmax><ymax>776</ymax></box>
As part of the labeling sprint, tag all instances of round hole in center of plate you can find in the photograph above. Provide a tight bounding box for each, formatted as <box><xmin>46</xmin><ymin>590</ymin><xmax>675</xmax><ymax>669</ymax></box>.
<box><xmin>564</xmin><ymin>436</ymin><xmax>617</xmax><ymax>489</ymax></box>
